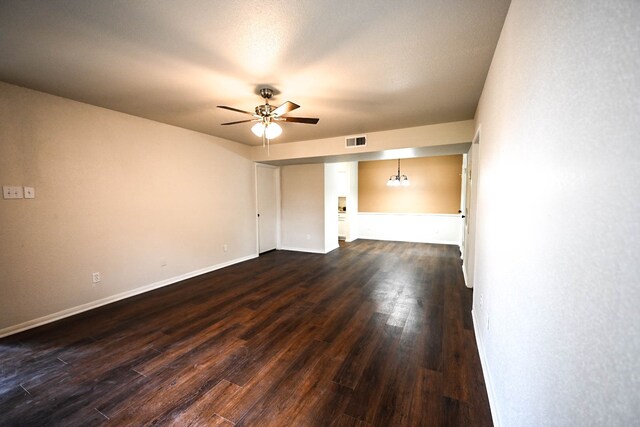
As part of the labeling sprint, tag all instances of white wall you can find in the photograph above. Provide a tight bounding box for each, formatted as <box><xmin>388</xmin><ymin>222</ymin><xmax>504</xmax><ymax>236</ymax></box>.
<box><xmin>345</xmin><ymin>162</ymin><xmax>358</xmax><ymax>242</ymax></box>
<box><xmin>471</xmin><ymin>1</ymin><xmax>640</xmax><ymax>425</ymax></box>
<box><xmin>0</xmin><ymin>82</ymin><xmax>257</xmax><ymax>335</ymax></box>
<box><xmin>324</xmin><ymin>163</ymin><xmax>339</xmax><ymax>253</ymax></box>
<box><xmin>357</xmin><ymin>213</ymin><xmax>461</xmax><ymax>245</ymax></box>
<box><xmin>280</xmin><ymin>163</ymin><xmax>326</xmax><ymax>253</ymax></box>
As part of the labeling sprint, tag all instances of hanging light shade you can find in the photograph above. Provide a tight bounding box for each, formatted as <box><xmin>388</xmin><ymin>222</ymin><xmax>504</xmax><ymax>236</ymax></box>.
<box><xmin>251</xmin><ymin>121</ymin><xmax>282</xmax><ymax>139</ymax></box>
<box><xmin>387</xmin><ymin>159</ymin><xmax>409</xmax><ymax>187</ymax></box>
<box><xmin>264</xmin><ymin>122</ymin><xmax>282</xmax><ymax>139</ymax></box>
<box><xmin>251</xmin><ymin>122</ymin><xmax>265</xmax><ymax>137</ymax></box>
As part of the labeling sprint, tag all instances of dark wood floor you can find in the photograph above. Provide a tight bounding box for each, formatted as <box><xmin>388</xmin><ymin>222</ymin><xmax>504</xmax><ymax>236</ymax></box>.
<box><xmin>0</xmin><ymin>240</ymin><xmax>492</xmax><ymax>426</ymax></box>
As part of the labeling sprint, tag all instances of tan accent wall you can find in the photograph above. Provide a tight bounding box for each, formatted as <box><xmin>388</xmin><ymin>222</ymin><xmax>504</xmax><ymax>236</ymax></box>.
<box><xmin>358</xmin><ymin>155</ymin><xmax>462</xmax><ymax>214</ymax></box>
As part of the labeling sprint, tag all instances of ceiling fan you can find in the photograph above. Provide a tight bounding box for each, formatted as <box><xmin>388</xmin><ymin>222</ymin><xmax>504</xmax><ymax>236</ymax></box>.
<box><xmin>218</xmin><ymin>88</ymin><xmax>319</xmax><ymax>149</ymax></box>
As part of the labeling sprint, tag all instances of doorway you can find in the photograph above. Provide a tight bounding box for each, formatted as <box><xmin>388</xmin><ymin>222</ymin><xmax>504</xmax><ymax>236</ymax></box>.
<box><xmin>462</xmin><ymin>129</ymin><xmax>480</xmax><ymax>288</ymax></box>
<box><xmin>256</xmin><ymin>164</ymin><xmax>279</xmax><ymax>253</ymax></box>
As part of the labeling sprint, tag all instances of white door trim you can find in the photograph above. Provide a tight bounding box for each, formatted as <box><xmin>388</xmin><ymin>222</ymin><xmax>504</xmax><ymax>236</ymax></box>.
<box><xmin>462</xmin><ymin>126</ymin><xmax>481</xmax><ymax>288</ymax></box>
<box><xmin>255</xmin><ymin>163</ymin><xmax>281</xmax><ymax>254</ymax></box>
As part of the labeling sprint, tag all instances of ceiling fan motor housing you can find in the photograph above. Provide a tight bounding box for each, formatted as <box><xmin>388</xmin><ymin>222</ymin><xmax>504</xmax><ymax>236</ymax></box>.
<box><xmin>255</xmin><ymin>104</ymin><xmax>275</xmax><ymax>117</ymax></box>
<box><xmin>218</xmin><ymin>87</ymin><xmax>318</xmax><ymax>130</ymax></box>
<box><xmin>259</xmin><ymin>88</ymin><xmax>274</xmax><ymax>99</ymax></box>
<box><xmin>256</xmin><ymin>88</ymin><xmax>276</xmax><ymax>117</ymax></box>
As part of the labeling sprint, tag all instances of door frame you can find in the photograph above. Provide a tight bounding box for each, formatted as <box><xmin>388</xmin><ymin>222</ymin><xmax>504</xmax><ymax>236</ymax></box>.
<box><xmin>462</xmin><ymin>127</ymin><xmax>481</xmax><ymax>288</ymax></box>
<box><xmin>460</xmin><ymin>152</ymin><xmax>469</xmax><ymax>258</ymax></box>
<box><xmin>255</xmin><ymin>163</ymin><xmax>281</xmax><ymax>254</ymax></box>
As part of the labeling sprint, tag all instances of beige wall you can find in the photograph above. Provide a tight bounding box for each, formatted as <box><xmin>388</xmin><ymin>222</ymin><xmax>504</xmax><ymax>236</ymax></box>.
<box><xmin>251</xmin><ymin>120</ymin><xmax>474</xmax><ymax>164</ymax></box>
<box><xmin>0</xmin><ymin>82</ymin><xmax>256</xmax><ymax>333</ymax></box>
<box><xmin>280</xmin><ymin>163</ymin><xmax>326</xmax><ymax>252</ymax></box>
<box><xmin>358</xmin><ymin>155</ymin><xmax>462</xmax><ymax>214</ymax></box>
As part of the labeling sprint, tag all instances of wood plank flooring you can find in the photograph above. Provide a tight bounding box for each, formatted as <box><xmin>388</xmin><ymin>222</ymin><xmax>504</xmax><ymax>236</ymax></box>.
<box><xmin>0</xmin><ymin>240</ymin><xmax>492</xmax><ymax>426</ymax></box>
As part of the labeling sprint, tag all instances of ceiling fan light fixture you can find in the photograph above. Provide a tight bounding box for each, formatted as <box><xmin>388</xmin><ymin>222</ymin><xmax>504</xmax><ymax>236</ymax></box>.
<box><xmin>251</xmin><ymin>121</ymin><xmax>282</xmax><ymax>139</ymax></box>
<box><xmin>218</xmin><ymin>87</ymin><xmax>318</xmax><ymax>151</ymax></box>
<box><xmin>264</xmin><ymin>122</ymin><xmax>282</xmax><ymax>139</ymax></box>
<box><xmin>251</xmin><ymin>122</ymin><xmax>265</xmax><ymax>137</ymax></box>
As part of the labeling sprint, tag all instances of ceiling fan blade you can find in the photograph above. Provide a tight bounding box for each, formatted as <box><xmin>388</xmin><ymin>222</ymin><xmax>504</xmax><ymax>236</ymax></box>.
<box><xmin>217</xmin><ymin>105</ymin><xmax>256</xmax><ymax>116</ymax></box>
<box><xmin>221</xmin><ymin>119</ymin><xmax>256</xmax><ymax>125</ymax></box>
<box><xmin>272</xmin><ymin>101</ymin><xmax>300</xmax><ymax>117</ymax></box>
<box><xmin>279</xmin><ymin>116</ymin><xmax>320</xmax><ymax>124</ymax></box>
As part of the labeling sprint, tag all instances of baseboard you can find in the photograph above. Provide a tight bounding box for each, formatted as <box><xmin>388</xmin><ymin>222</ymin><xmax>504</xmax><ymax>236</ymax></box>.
<box><xmin>462</xmin><ymin>265</ymin><xmax>469</xmax><ymax>287</ymax></box>
<box><xmin>0</xmin><ymin>254</ymin><xmax>258</xmax><ymax>339</ymax></box>
<box><xmin>278</xmin><ymin>246</ymin><xmax>327</xmax><ymax>254</ymax></box>
<box><xmin>355</xmin><ymin>235</ymin><xmax>459</xmax><ymax>245</ymax></box>
<box><xmin>462</xmin><ymin>261</ymin><xmax>474</xmax><ymax>289</ymax></box>
<box><xmin>472</xmin><ymin>309</ymin><xmax>501</xmax><ymax>427</ymax></box>
<box><xmin>325</xmin><ymin>243</ymin><xmax>340</xmax><ymax>253</ymax></box>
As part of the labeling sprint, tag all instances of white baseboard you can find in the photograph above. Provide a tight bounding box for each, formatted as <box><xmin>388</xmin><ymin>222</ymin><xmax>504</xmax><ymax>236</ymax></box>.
<box><xmin>279</xmin><ymin>246</ymin><xmax>327</xmax><ymax>254</ymax></box>
<box><xmin>472</xmin><ymin>309</ymin><xmax>501</xmax><ymax>427</ymax></box>
<box><xmin>325</xmin><ymin>243</ymin><xmax>340</xmax><ymax>253</ymax></box>
<box><xmin>462</xmin><ymin>261</ymin><xmax>474</xmax><ymax>289</ymax></box>
<box><xmin>0</xmin><ymin>254</ymin><xmax>258</xmax><ymax>339</ymax></box>
<box><xmin>355</xmin><ymin>235</ymin><xmax>459</xmax><ymax>245</ymax></box>
<box><xmin>462</xmin><ymin>264</ymin><xmax>469</xmax><ymax>287</ymax></box>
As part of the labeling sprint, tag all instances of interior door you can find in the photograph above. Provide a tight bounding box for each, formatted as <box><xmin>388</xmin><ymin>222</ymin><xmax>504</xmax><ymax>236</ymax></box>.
<box><xmin>462</xmin><ymin>139</ymin><xmax>478</xmax><ymax>289</ymax></box>
<box><xmin>464</xmin><ymin>161</ymin><xmax>472</xmax><ymax>254</ymax></box>
<box><xmin>256</xmin><ymin>165</ymin><xmax>278</xmax><ymax>253</ymax></box>
<box><xmin>461</xmin><ymin>153</ymin><xmax>470</xmax><ymax>259</ymax></box>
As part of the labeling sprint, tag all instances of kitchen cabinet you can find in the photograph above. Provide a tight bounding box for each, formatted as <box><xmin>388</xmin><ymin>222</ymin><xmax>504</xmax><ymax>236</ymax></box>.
<box><xmin>338</xmin><ymin>213</ymin><xmax>347</xmax><ymax>239</ymax></box>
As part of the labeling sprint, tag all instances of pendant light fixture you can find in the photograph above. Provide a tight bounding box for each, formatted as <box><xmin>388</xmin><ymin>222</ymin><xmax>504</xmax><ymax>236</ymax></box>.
<box><xmin>387</xmin><ymin>159</ymin><xmax>410</xmax><ymax>186</ymax></box>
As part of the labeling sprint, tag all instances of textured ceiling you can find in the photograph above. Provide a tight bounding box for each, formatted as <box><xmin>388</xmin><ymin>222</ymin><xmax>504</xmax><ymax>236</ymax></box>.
<box><xmin>0</xmin><ymin>0</ymin><xmax>510</xmax><ymax>146</ymax></box>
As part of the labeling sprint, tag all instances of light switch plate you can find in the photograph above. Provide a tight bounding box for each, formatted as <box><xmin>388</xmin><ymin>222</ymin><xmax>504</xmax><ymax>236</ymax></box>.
<box><xmin>24</xmin><ymin>187</ymin><xmax>35</xmax><ymax>199</ymax></box>
<box><xmin>3</xmin><ymin>186</ymin><xmax>23</xmax><ymax>199</ymax></box>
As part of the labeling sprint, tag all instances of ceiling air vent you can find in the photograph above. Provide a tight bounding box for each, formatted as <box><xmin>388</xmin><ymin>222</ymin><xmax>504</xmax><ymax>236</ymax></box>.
<box><xmin>345</xmin><ymin>135</ymin><xmax>367</xmax><ymax>148</ymax></box>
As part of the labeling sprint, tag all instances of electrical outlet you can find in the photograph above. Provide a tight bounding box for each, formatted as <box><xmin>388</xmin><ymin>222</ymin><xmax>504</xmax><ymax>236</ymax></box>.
<box><xmin>92</xmin><ymin>272</ymin><xmax>101</xmax><ymax>284</ymax></box>
<box><xmin>306</xmin><ymin>234</ymin><xmax>311</xmax><ymax>240</ymax></box>
<box><xmin>479</xmin><ymin>293</ymin><xmax>483</xmax><ymax>310</ymax></box>
<box><xmin>223</xmin><ymin>244</ymin><xmax>228</xmax><ymax>252</ymax></box>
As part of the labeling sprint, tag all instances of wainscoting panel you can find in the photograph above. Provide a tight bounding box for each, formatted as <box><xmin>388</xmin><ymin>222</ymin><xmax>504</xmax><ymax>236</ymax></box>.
<box><xmin>357</xmin><ymin>213</ymin><xmax>462</xmax><ymax>245</ymax></box>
